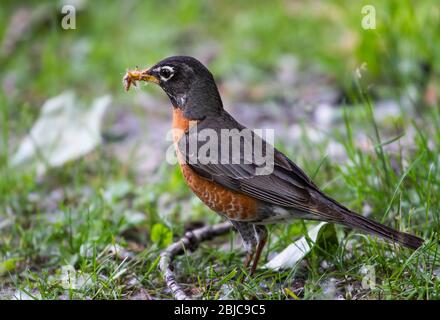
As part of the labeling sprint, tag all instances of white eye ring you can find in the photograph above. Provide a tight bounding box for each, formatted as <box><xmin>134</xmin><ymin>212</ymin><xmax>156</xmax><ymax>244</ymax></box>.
<box><xmin>158</xmin><ymin>66</ymin><xmax>174</xmax><ymax>81</ymax></box>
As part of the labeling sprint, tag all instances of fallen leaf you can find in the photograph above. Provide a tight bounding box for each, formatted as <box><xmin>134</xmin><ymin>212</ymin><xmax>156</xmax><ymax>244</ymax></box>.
<box><xmin>12</xmin><ymin>288</ymin><xmax>42</xmax><ymax>300</ymax></box>
<box><xmin>265</xmin><ymin>222</ymin><xmax>337</xmax><ymax>270</ymax></box>
<box><xmin>57</xmin><ymin>265</ymin><xmax>93</xmax><ymax>290</ymax></box>
<box><xmin>12</xmin><ymin>91</ymin><xmax>111</xmax><ymax>175</ymax></box>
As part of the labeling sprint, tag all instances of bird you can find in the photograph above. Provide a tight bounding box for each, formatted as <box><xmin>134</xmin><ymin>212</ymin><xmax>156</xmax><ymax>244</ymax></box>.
<box><xmin>123</xmin><ymin>55</ymin><xmax>424</xmax><ymax>275</ymax></box>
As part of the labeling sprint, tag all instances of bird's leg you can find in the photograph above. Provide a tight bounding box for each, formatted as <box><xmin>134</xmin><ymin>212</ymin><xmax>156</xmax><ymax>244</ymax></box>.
<box><xmin>230</xmin><ymin>221</ymin><xmax>258</xmax><ymax>273</ymax></box>
<box><xmin>243</xmin><ymin>250</ymin><xmax>255</xmax><ymax>269</ymax></box>
<box><xmin>250</xmin><ymin>225</ymin><xmax>268</xmax><ymax>275</ymax></box>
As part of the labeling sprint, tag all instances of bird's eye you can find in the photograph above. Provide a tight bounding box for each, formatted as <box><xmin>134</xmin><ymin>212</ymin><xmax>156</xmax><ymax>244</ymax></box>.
<box><xmin>159</xmin><ymin>67</ymin><xmax>174</xmax><ymax>81</ymax></box>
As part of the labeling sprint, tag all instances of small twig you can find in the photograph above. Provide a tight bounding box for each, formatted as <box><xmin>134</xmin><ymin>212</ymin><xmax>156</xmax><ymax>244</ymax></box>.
<box><xmin>159</xmin><ymin>221</ymin><xmax>233</xmax><ymax>300</ymax></box>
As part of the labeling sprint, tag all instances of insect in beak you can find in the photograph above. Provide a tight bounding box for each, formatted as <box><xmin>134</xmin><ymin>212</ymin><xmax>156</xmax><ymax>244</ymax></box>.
<box><xmin>123</xmin><ymin>66</ymin><xmax>159</xmax><ymax>91</ymax></box>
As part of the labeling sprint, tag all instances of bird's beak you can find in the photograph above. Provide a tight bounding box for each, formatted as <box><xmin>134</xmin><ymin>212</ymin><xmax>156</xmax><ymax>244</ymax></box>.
<box><xmin>123</xmin><ymin>67</ymin><xmax>159</xmax><ymax>91</ymax></box>
<box><xmin>139</xmin><ymin>69</ymin><xmax>160</xmax><ymax>84</ymax></box>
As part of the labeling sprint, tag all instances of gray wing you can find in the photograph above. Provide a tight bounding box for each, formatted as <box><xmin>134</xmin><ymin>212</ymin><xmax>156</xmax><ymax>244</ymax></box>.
<box><xmin>178</xmin><ymin>112</ymin><xmax>343</xmax><ymax>221</ymax></box>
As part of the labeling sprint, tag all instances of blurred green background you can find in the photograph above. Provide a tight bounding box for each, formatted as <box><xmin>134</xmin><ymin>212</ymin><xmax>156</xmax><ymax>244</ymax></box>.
<box><xmin>2</xmin><ymin>0</ymin><xmax>439</xmax><ymax>105</ymax></box>
<box><xmin>0</xmin><ymin>0</ymin><xmax>439</xmax><ymax>299</ymax></box>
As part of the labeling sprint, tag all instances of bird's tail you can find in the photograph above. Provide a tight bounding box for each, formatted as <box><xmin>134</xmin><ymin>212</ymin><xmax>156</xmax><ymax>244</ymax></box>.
<box><xmin>341</xmin><ymin>210</ymin><xmax>424</xmax><ymax>250</ymax></box>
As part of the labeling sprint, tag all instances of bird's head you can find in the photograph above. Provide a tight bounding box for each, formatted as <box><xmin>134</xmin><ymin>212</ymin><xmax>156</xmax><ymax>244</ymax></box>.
<box><xmin>124</xmin><ymin>56</ymin><xmax>223</xmax><ymax>120</ymax></box>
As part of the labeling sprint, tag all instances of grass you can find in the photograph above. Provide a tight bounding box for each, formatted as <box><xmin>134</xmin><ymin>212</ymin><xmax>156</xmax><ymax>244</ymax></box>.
<box><xmin>1</xmin><ymin>0</ymin><xmax>439</xmax><ymax>299</ymax></box>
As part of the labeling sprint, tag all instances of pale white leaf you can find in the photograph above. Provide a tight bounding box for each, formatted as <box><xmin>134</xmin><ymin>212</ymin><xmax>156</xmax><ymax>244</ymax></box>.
<box><xmin>12</xmin><ymin>91</ymin><xmax>111</xmax><ymax>175</ymax></box>
<box><xmin>264</xmin><ymin>222</ymin><xmax>327</xmax><ymax>270</ymax></box>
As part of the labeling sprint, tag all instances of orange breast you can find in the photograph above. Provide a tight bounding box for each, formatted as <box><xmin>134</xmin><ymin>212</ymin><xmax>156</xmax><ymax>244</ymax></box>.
<box><xmin>172</xmin><ymin>108</ymin><xmax>258</xmax><ymax>221</ymax></box>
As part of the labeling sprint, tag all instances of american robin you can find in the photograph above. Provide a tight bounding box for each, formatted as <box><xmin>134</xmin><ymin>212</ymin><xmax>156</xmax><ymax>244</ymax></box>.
<box><xmin>123</xmin><ymin>56</ymin><xmax>424</xmax><ymax>274</ymax></box>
